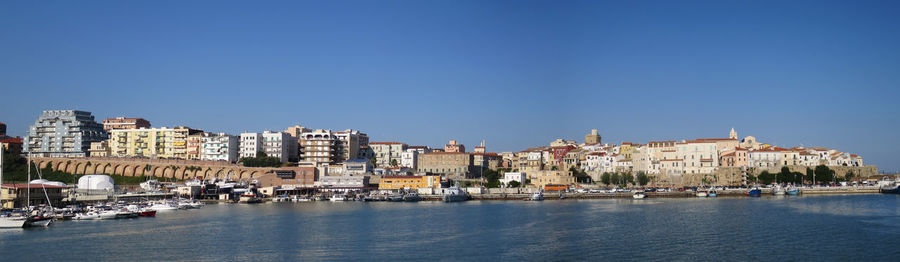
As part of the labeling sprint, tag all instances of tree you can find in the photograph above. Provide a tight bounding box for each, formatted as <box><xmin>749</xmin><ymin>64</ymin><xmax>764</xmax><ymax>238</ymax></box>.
<box><xmin>569</xmin><ymin>166</ymin><xmax>591</xmax><ymax>184</ymax></box>
<box><xmin>758</xmin><ymin>171</ymin><xmax>776</xmax><ymax>185</ymax></box>
<box><xmin>622</xmin><ymin>172</ymin><xmax>635</xmax><ymax>186</ymax></box>
<box><xmin>508</xmin><ymin>180</ymin><xmax>521</xmax><ymax>188</ymax></box>
<box><xmin>814</xmin><ymin>165</ymin><xmax>834</xmax><ymax>184</ymax></box>
<box><xmin>390</xmin><ymin>159</ymin><xmax>398</xmax><ymax>167</ymax></box>
<box><xmin>482</xmin><ymin>169</ymin><xmax>502</xmax><ymax>188</ymax></box>
<box><xmin>845</xmin><ymin>171</ymin><xmax>855</xmax><ymax>182</ymax></box>
<box><xmin>636</xmin><ymin>172</ymin><xmax>650</xmax><ymax>186</ymax></box>
<box><xmin>610</xmin><ymin>173</ymin><xmax>620</xmax><ymax>186</ymax></box>
<box><xmin>600</xmin><ymin>172</ymin><xmax>612</xmax><ymax>185</ymax></box>
<box><xmin>257</xmin><ymin>150</ymin><xmax>268</xmax><ymax>158</ymax></box>
<box><xmin>524</xmin><ymin>179</ymin><xmax>531</xmax><ymax>186</ymax></box>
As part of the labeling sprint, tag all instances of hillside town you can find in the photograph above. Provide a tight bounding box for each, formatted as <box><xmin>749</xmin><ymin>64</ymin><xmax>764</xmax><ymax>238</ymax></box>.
<box><xmin>1</xmin><ymin>110</ymin><xmax>875</xmax><ymax>193</ymax></box>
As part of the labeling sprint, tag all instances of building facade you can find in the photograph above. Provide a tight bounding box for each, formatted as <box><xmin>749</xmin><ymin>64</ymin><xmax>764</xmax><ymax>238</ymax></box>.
<box><xmin>200</xmin><ymin>133</ymin><xmax>239</xmax><ymax>162</ymax></box>
<box><xmin>370</xmin><ymin>142</ymin><xmax>408</xmax><ymax>167</ymax></box>
<box><xmin>24</xmin><ymin>110</ymin><xmax>108</xmax><ymax>157</ymax></box>
<box><xmin>379</xmin><ymin>175</ymin><xmax>441</xmax><ymax>190</ymax></box>
<box><xmin>102</xmin><ymin>117</ymin><xmax>151</xmax><ymax>132</ymax></box>
<box><xmin>107</xmin><ymin>126</ymin><xmax>201</xmax><ymax>159</ymax></box>
<box><xmin>300</xmin><ymin>129</ymin><xmax>339</xmax><ymax>164</ymax></box>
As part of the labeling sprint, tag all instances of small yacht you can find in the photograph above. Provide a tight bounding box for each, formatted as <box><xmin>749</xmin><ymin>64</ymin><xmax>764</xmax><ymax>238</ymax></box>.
<box><xmin>530</xmin><ymin>191</ymin><xmax>544</xmax><ymax>201</ymax></box>
<box><xmin>747</xmin><ymin>187</ymin><xmax>762</xmax><ymax>197</ymax></box>
<box><xmin>773</xmin><ymin>186</ymin><xmax>786</xmax><ymax>195</ymax></box>
<box><xmin>632</xmin><ymin>191</ymin><xmax>647</xmax><ymax>199</ymax></box>
<box><xmin>785</xmin><ymin>186</ymin><xmax>801</xmax><ymax>195</ymax></box>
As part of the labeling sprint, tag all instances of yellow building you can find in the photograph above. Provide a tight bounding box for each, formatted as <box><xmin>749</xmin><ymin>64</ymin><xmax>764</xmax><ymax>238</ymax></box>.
<box><xmin>108</xmin><ymin>126</ymin><xmax>201</xmax><ymax>159</ymax></box>
<box><xmin>528</xmin><ymin>171</ymin><xmax>575</xmax><ymax>189</ymax></box>
<box><xmin>379</xmin><ymin>175</ymin><xmax>441</xmax><ymax>190</ymax></box>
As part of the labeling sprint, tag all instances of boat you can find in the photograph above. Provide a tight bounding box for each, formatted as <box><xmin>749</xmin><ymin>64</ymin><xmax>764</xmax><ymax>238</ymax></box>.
<box><xmin>442</xmin><ymin>186</ymin><xmax>469</xmax><ymax>202</ymax></box>
<box><xmin>785</xmin><ymin>187</ymin><xmax>801</xmax><ymax>195</ymax></box>
<box><xmin>149</xmin><ymin>202</ymin><xmax>178</xmax><ymax>211</ymax></box>
<box><xmin>696</xmin><ymin>191</ymin><xmax>708</xmax><ymax>197</ymax></box>
<box><xmin>25</xmin><ymin>216</ymin><xmax>53</xmax><ymax>227</ymax></box>
<box><xmin>530</xmin><ymin>191</ymin><xmax>544</xmax><ymax>201</ymax></box>
<box><xmin>746</xmin><ymin>187</ymin><xmax>762</xmax><ymax>197</ymax></box>
<box><xmin>240</xmin><ymin>194</ymin><xmax>263</xmax><ymax>204</ymax></box>
<box><xmin>402</xmin><ymin>193</ymin><xmax>422</xmax><ymax>202</ymax></box>
<box><xmin>138</xmin><ymin>210</ymin><xmax>157</xmax><ymax>217</ymax></box>
<box><xmin>314</xmin><ymin>195</ymin><xmax>327</xmax><ymax>201</ymax></box>
<box><xmin>99</xmin><ymin>211</ymin><xmax>119</xmax><ymax>220</ymax></box>
<box><xmin>273</xmin><ymin>195</ymin><xmax>291</xmax><ymax>202</ymax></box>
<box><xmin>708</xmin><ymin>190</ymin><xmax>718</xmax><ymax>197</ymax></box>
<box><xmin>115</xmin><ymin>210</ymin><xmax>139</xmax><ymax>219</ymax></box>
<box><xmin>74</xmin><ymin>212</ymin><xmax>101</xmax><ymax>220</ymax></box>
<box><xmin>559</xmin><ymin>192</ymin><xmax>566</xmax><ymax>199</ymax></box>
<box><xmin>773</xmin><ymin>186</ymin><xmax>786</xmax><ymax>195</ymax></box>
<box><xmin>387</xmin><ymin>194</ymin><xmax>404</xmax><ymax>202</ymax></box>
<box><xmin>294</xmin><ymin>196</ymin><xmax>311</xmax><ymax>202</ymax></box>
<box><xmin>632</xmin><ymin>191</ymin><xmax>647</xmax><ymax>199</ymax></box>
<box><xmin>330</xmin><ymin>194</ymin><xmax>348</xmax><ymax>202</ymax></box>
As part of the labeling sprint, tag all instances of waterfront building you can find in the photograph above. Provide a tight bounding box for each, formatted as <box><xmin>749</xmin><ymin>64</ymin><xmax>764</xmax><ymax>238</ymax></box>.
<box><xmin>407</xmin><ymin>146</ymin><xmax>431</xmax><ymax>154</ymax></box>
<box><xmin>200</xmin><ymin>133</ymin><xmax>239</xmax><ymax>162</ymax></box>
<box><xmin>186</xmin><ymin>133</ymin><xmax>205</xmax><ymax>160</ymax></box>
<box><xmin>472</xmin><ymin>152</ymin><xmax>501</xmax><ymax>170</ymax></box>
<box><xmin>256</xmin><ymin>167</ymin><xmax>319</xmax><ymax>188</ymax></box>
<box><xmin>370</xmin><ymin>142</ymin><xmax>408</xmax><ymax>167</ymax></box>
<box><xmin>500</xmin><ymin>172</ymin><xmax>527</xmax><ymax>186</ymax></box>
<box><xmin>416</xmin><ymin>152</ymin><xmax>474</xmax><ymax>177</ymax></box>
<box><xmin>444</xmin><ymin>140</ymin><xmax>465</xmax><ymax>153</ymax></box>
<box><xmin>782</xmin><ymin>149</ymin><xmax>800</xmax><ymax>166</ymax></box>
<box><xmin>1</xmin><ymin>184</ymin><xmax>65</xmax><ymax>209</ymax></box>
<box><xmin>239</xmin><ymin>132</ymin><xmax>263</xmax><ymax>159</ymax></box>
<box><xmin>88</xmin><ymin>141</ymin><xmax>110</xmax><ymax>157</ymax></box>
<box><xmin>335</xmin><ymin>129</ymin><xmax>367</xmax><ymax>163</ymax></box>
<box><xmin>528</xmin><ymin>170</ymin><xmax>575</xmax><ymax>189</ymax></box>
<box><xmin>677</xmin><ymin>139</ymin><xmax>719</xmax><ymax>174</ymax></box>
<box><xmin>102</xmin><ymin>117</ymin><xmax>151</xmax><ymax>132</ymax></box>
<box><xmin>719</xmin><ymin>147</ymin><xmax>749</xmax><ymax>167</ymax></box>
<box><xmin>318</xmin><ymin>175</ymin><xmax>370</xmax><ymax>188</ymax></box>
<box><xmin>585</xmin><ymin>129</ymin><xmax>602</xmax><ymax>145</ymax></box>
<box><xmin>107</xmin><ymin>126</ymin><xmax>201</xmax><ymax>159</ymax></box>
<box><xmin>748</xmin><ymin>147</ymin><xmax>785</xmax><ymax>168</ymax></box>
<box><xmin>24</xmin><ymin>110</ymin><xmax>108</xmax><ymax>157</ymax></box>
<box><xmin>299</xmin><ymin>129</ymin><xmax>339</xmax><ymax>164</ymax></box>
<box><xmin>378</xmin><ymin>175</ymin><xmax>441</xmax><ymax>190</ymax></box>
<box><xmin>0</xmin><ymin>137</ymin><xmax>24</xmax><ymax>155</ymax></box>
<box><xmin>401</xmin><ymin>149</ymin><xmax>418</xmax><ymax>169</ymax></box>
<box><xmin>798</xmin><ymin>150</ymin><xmax>821</xmax><ymax>166</ymax></box>
<box><xmin>343</xmin><ymin>158</ymin><xmax>373</xmax><ymax>175</ymax></box>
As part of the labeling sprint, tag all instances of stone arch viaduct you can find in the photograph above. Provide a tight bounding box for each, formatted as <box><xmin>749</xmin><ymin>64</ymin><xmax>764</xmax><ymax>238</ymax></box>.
<box><xmin>33</xmin><ymin>157</ymin><xmax>275</xmax><ymax>181</ymax></box>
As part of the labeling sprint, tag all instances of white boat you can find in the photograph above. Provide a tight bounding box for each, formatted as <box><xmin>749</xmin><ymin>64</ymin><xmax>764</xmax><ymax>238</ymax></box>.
<box><xmin>149</xmin><ymin>203</ymin><xmax>178</xmax><ymax>211</ymax></box>
<box><xmin>99</xmin><ymin>211</ymin><xmax>118</xmax><ymax>220</ymax></box>
<box><xmin>632</xmin><ymin>191</ymin><xmax>647</xmax><ymax>199</ymax></box>
<box><xmin>442</xmin><ymin>186</ymin><xmax>469</xmax><ymax>202</ymax></box>
<box><xmin>0</xmin><ymin>217</ymin><xmax>26</xmax><ymax>228</ymax></box>
<box><xmin>530</xmin><ymin>191</ymin><xmax>544</xmax><ymax>201</ymax></box>
<box><xmin>697</xmin><ymin>191</ymin><xmax>708</xmax><ymax>197</ymax></box>
<box><xmin>74</xmin><ymin>212</ymin><xmax>101</xmax><ymax>220</ymax></box>
<box><xmin>330</xmin><ymin>194</ymin><xmax>348</xmax><ymax>202</ymax></box>
<box><xmin>273</xmin><ymin>195</ymin><xmax>291</xmax><ymax>202</ymax></box>
<box><xmin>774</xmin><ymin>186</ymin><xmax>786</xmax><ymax>195</ymax></box>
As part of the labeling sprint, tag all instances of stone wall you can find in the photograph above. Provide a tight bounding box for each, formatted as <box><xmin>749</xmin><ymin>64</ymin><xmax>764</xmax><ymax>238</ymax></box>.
<box><xmin>652</xmin><ymin>165</ymin><xmax>878</xmax><ymax>187</ymax></box>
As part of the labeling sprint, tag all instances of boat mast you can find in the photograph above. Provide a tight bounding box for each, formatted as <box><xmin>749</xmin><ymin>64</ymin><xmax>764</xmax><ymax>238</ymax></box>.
<box><xmin>26</xmin><ymin>152</ymin><xmax>30</xmax><ymax>208</ymax></box>
<box><xmin>1</xmin><ymin>142</ymin><xmax>4</xmax><ymax>209</ymax></box>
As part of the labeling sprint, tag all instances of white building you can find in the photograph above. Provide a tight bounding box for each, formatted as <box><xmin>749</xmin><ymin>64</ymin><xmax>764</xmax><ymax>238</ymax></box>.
<box><xmin>500</xmin><ymin>172</ymin><xmax>527</xmax><ymax>186</ymax></box>
<box><xmin>677</xmin><ymin>140</ymin><xmax>718</xmax><ymax>174</ymax></box>
<box><xmin>239</xmin><ymin>132</ymin><xmax>263</xmax><ymax>159</ymax></box>
<box><xmin>749</xmin><ymin>148</ymin><xmax>784</xmax><ymax>168</ymax></box>
<box><xmin>300</xmin><ymin>129</ymin><xmax>338</xmax><ymax>164</ymax></box>
<box><xmin>401</xmin><ymin>149</ymin><xmax>418</xmax><ymax>169</ymax></box>
<box><xmin>318</xmin><ymin>175</ymin><xmax>369</xmax><ymax>188</ymax></box>
<box><xmin>239</xmin><ymin>131</ymin><xmax>297</xmax><ymax>163</ymax></box>
<box><xmin>201</xmin><ymin>133</ymin><xmax>239</xmax><ymax>162</ymax></box>
<box><xmin>343</xmin><ymin>159</ymin><xmax>373</xmax><ymax>175</ymax></box>
<box><xmin>24</xmin><ymin>110</ymin><xmax>108</xmax><ymax>157</ymax></box>
<box><xmin>369</xmin><ymin>142</ymin><xmax>408</xmax><ymax>167</ymax></box>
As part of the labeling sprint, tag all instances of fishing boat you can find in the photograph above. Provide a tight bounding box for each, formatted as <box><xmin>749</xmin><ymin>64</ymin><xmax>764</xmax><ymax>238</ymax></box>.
<box><xmin>773</xmin><ymin>186</ymin><xmax>786</xmax><ymax>195</ymax></box>
<box><xmin>530</xmin><ymin>191</ymin><xmax>544</xmax><ymax>201</ymax></box>
<box><xmin>240</xmin><ymin>194</ymin><xmax>263</xmax><ymax>204</ymax></box>
<box><xmin>708</xmin><ymin>189</ymin><xmax>718</xmax><ymax>197</ymax></box>
<box><xmin>442</xmin><ymin>186</ymin><xmax>469</xmax><ymax>202</ymax></box>
<box><xmin>696</xmin><ymin>190</ymin><xmax>708</xmax><ymax>197</ymax></box>
<box><xmin>746</xmin><ymin>187</ymin><xmax>762</xmax><ymax>197</ymax></box>
<box><xmin>402</xmin><ymin>193</ymin><xmax>422</xmax><ymax>202</ymax></box>
<box><xmin>632</xmin><ymin>190</ymin><xmax>647</xmax><ymax>199</ymax></box>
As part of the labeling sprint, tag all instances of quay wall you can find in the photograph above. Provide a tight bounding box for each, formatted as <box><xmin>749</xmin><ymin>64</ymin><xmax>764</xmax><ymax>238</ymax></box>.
<box><xmin>32</xmin><ymin>157</ymin><xmax>276</xmax><ymax>180</ymax></box>
<box><xmin>666</xmin><ymin>166</ymin><xmax>878</xmax><ymax>187</ymax></box>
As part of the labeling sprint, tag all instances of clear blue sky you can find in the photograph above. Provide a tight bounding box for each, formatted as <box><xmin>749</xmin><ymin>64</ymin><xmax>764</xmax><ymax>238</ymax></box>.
<box><xmin>1</xmin><ymin>0</ymin><xmax>898</xmax><ymax>171</ymax></box>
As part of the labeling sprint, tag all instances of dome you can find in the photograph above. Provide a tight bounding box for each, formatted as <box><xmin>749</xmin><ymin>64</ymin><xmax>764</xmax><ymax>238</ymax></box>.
<box><xmin>77</xmin><ymin>175</ymin><xmax>115</xmax><ymax>191</ymax></box>
<box><xmin>29</xmin><ymin>179</ymin><xmax>67</xmax><ymax>187</ymax></box>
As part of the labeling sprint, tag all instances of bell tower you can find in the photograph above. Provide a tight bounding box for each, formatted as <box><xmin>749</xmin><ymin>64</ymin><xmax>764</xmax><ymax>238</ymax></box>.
<box><xmin>729</xmin><ymin>127</ymin><xmax>738</xmax><ymax>140</ymax></box>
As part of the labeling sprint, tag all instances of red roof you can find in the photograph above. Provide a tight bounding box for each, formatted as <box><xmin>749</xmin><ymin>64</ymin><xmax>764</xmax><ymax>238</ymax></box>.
<box><xmin>2</xmin><ymin>184</ymin><xmax>66</xmax><ymax>189</ymax></box>
<box><xmin>0</xmin><ymin>137</ymin><xmax>23</xmax><ymax>144</ymax></box>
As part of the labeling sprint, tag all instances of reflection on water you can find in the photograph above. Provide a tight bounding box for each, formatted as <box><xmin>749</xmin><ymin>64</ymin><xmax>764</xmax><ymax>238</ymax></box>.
<box><xmin>0</xmin><ymin>194</ymin><xmax>898</xmax><ymax>261</ymax></box>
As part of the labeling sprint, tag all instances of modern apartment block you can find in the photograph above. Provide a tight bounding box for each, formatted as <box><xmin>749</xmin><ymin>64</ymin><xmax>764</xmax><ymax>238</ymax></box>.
<box><xmin>24</xmin><ymin>110</ymin><xmax>108</xmax><ymax>157</ymax></box>
<box><xmin>107</xmin><ymin>126</ymin><xmax>202</xmax><ymax>159</ymax></box>
<box><xmin>200</xmin><ymin>133</ymin><xmax>239</xmax><ymax>162</ymax></box>
<box><xmin>299</xmin><ymin>129</ymin><xmax>338</xmax><ymax>164</ymax></box>
<box><xmin>334</xmin><ymin>129</ymin><xmax>368</xmax><ymax>163</ymax></box>
<box><xmin>102</xmin><ymin>117</ymin><xmax>151</xmax><ymax>132</ymax></box>
<box><xmin>240</xmin><ymin>131</ymin><xmax>298</xmax><ymax>163</ymax></box>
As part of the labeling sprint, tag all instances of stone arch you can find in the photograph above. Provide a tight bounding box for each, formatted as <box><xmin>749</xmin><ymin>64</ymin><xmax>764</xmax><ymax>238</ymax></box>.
<box><xmin>214</xmin><ymin>169</ymin><xmax>225</xmax><ymax>179</ymax></box>
<box><xmin>175</xmin><ymin>167</ymin><xmax>187</xmax><ymax>180</ymax></box>
<box><xmin>57</xmin><ymin>162</ymin><xmax>68</xmax><ymax>173</ymax></box>
<box><xmin>66</xmin><ymin>162</ymin><xmax>79</xmax><ymax>174</ymax></box>
<box><xmin>115</xmin><ymin>164</ymin><xmax>126</xmax><ymax>176</ymax></box>
<box><xmin>163</xmin><ymin>166</ymin><xmax>174</xmax><ymax>178</ymax></box>
<box><xmin>75</xmin><ymin>162</ymin><xmax>87</xmax><ymax>174</ymax></box>
<box><xmin>203</xmin><ymin>168</ymin><xmax>214</xmax><ymax>178</ymax></box>
<box><xmin>240</xmin><ymin>170</ymin><xmax>251</xmax><ymax>180</ymax></box>
<box><xmin>134</xmin><ymin>165</ymin><xmax>146</xmax><ymax>177</ymax></box>
<box><xmin>102</xmin><ymin>163</ymin><xmax>114</xmax><ymax>174</ymax></box>
<box><xmin>40</xmin><ymin>161</ymin><xmax>52</xmax><ymax>170</ymax></box>
<box><xmin>124</xmin><ymin>165</ymin><xmax>135</xmax><ymax>177</ymax></box>
<box><xmin>250</xmin><ymin>171</ymin><xmax>261</xmax><ymax>179</ymax></box>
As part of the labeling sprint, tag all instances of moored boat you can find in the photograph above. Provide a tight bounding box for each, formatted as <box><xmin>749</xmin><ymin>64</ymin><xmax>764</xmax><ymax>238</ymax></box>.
<box><xmin>632</xmin><ymin>191</ymin><xmax>647</xmax><ymax>199</ymax></box>
<box><xmin>697</xmin><ymin>191</ymin><xmax>708</xmax><ymax>197</ymax></box>
<box><xmin>530</xmin><ymin>191</ymin><xmax>544</xmax><ymax>201</ymax></box>
<box><xmin>442</xmin><ymin>186</ymin><xmax>469</xmax><ymax>202</ymax></box>
<box><xmin>747</xmin><ymin>187</ymin><xmax>762</xmax><ymax>197</ymax></box>
<box><xmin>330</xmin><ymin>194</ymin><xmax>348</xmax><ymax>202</ymax></box>
<box><xmin>402</xmin><ymin>193</ymin><xmax>422</xmax><ymax>202</ymax></box>
<box><xmin>0</xmin><ymin>216</ymin><xmax>26</xmax><ymax>228</ymax></box>
<box><xmin>708</xmin><ymin>190</ymin><xmax>718</xmax><ymax>197</ymax></box>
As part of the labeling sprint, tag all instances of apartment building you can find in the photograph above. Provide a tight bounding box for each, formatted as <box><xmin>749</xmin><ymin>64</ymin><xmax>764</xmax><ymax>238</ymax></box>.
<box><xmin>370</xmin><ymin>142</ymin><xmax>407</xmax><ymax>167</ymax></box>
<box><xmin>107</xmin><ymin>126</ymin><xmax>201</xmax><ymax>159</ymax></box>
<box><xmin>24</xmin><ymin>110</ymin><xmax>108</xmax><ymax>157</ymax></box>
<box><xmin>102</xmin><ymin>117</ymin><xmax>150</xmax><ymax>132</ymax></box>
<box><xmin>300</xmin><ymin>129</ymin><xmax>339</xmax><ymax>164</ymax></box>
<box><xmin>200</xmin><ymin>133</ymin><xmax>239</xmax><ymax>162</ymax></box>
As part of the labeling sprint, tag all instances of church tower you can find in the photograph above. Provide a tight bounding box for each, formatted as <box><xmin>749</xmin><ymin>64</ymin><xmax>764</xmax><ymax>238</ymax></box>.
<box><xmin>729</xmin><ymin>127</ymin><xmax>738</xmax><ymax>140</ymax></box>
